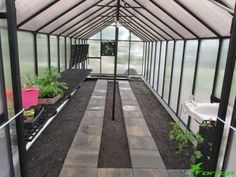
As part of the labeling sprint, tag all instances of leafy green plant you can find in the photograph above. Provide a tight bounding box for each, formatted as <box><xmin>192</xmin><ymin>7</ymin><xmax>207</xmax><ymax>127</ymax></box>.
<box><xmin>37</xmin><ymin>68</ymin><xmax>68</xmax><ymax>98</ymax></box>
<box><xmin>169</xmin><ymin>122</ymin><xmax>204</xmax><ymax>164</ymax></box>
<box><xmin>24</xmin><ymin>67</ymin><xmax>68</xmax><ymax>98</ymax></box>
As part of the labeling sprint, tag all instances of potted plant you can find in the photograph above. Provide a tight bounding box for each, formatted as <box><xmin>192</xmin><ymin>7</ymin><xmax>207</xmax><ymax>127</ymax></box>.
<box><xmin>23</xmin><ymin>108</ymin><xmax>35</xmax><ymax>120</ymax></box>
<box><xmin>21</xmin><ymin>74</ymin><xmax>39</xmax><ymax>109</ymax></box>
<box><xmin>35</xmin><ymin>67</ymin><xmax>68</xmax><ymax>105</ymax></box>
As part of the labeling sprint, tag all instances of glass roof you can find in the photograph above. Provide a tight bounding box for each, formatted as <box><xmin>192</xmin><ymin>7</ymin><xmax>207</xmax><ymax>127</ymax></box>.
<box><xmin>15</xmin><ymin>0</ymin><xmax>235</xmax><ymax>40</ymax></box>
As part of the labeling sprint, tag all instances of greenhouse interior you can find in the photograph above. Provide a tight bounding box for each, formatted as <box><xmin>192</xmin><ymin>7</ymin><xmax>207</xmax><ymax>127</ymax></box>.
<box><xmin>0</xmin><ymin>0</ymin><xmax>236</xmax><ymax>177</ymax></box>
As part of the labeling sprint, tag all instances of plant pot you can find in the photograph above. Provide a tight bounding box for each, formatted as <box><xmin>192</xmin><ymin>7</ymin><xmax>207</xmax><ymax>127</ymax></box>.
<box><xmin>24</xmin><ymin>107</ymin><xmax>44</xmax><ymax>129</ymax></box>
<box><xmin>39</xmin><ymin>94</ymin><xmax>62</xmax><ymax>105</ymax></box>
<box><xmin>21</xmin><ymin>87</ymin><xmax>39</xmax><ymax>108</ymax></box>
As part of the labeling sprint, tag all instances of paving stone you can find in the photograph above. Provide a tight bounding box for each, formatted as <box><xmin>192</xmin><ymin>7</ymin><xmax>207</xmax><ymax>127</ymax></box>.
<box><xmin>97</xmin><ymin>168</ymin><xmax>133</xmax><ymax>177</ymax></box>
<box><xmin>78</xmin><ymin>124</ymin><xmax>102</xmax><ymax>136</ymax></box>
<box><xmin>64</xmin><ymin>148</ymin><xmax>99</xmax><ymax>167</ymax></box>
<box><xmin>167</xmin><ymin>170</ymin><xmax>190</xmax><ymax>177</ymax></box>
<box><xmin>130</xmin><ymin>150</ymin><xmax>165</xmax><ymax>169</ymax></box>
<box><xmin>123</xmin><ymin>111</ymin><xmax>143</xmax><ymax>118</ymax></box>
<box><xmin>128</xmin><ymin>136</ymin><xmax>157</xmax><ymax>150</ymax></box>
<box><xmin>126</xmin><ymin>126</ymin><xmax>151</xmax><ymax>137</ymax></box>
<box><xmin>87</xmin><ymin>105</ymin><xmax>105</xmax><ymax>111</ymax></box>
<box><xmin>71</xmin><ymin>135</ymin><xmax>101</xmax><ymax>149</ymax></box>
<box><xmin>125</xmin><ymin>118</ymin><xmax>147</xmax><ymax>127</ymax></box>
<box><xmin>123</xmin><ymin>105</ymin><xmax>141</xmax><ymax>112</ymax></box>
<box><xmin>88</xmin><ymin>99</ymin><xmax>106</xmax><ymax>105</ymax></box>
<box><xmin>59</xmin><ymin>167</ymin><xmax>97</xmax><ymax>177</ymax></box>
<box><xmin>82</xmin><ymin>116</ymin><xmax>104</xmax><ymax>126</ymax></box>
<box><xmin>90</xmin><ymin>95</ymin><xmax>106</xmax><ymax>100</ymax></box>
<box><xmin>121</xmin><ymin>100</ymin><xmax>139</xmax><ymax>105</ymax></box>
<box><xmin>84</xmin><ymin>111</ymin><xmax>104</xmax><ymax>118</ymax></box>
<box><xmin>133</xmin><ymin>169</ymin><xmax>168</xmax><ymax>177</ymax></box>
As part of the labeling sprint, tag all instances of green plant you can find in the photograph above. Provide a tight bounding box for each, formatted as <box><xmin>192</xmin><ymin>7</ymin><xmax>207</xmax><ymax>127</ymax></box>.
<box><xmin>23</xmin><ymin>108</ymin><xmax>35</xmax><ymax>117</ymax></box>
<box><xmin>169</xmin><ymin>122</ymin><xmax>204</xmax><ymax>164</ymax></box>
<box><xmin>37</xmin><ymin>67</ymin><xmax>68</xmax><ymax>98</ymax></box>
<box><xmin>25</xmin><ymin>67</ymin><xmax>68</xmax><ymax>98</ymax></box>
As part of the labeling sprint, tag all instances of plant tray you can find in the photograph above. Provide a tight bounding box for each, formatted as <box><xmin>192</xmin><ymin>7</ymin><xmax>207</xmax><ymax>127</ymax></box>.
<box><xmin>39</xmin><ymin>94</ymin><xmax>62</xmax><ymax>105</ymax></box>
<box><xmin>24</xmin><ymin>107</ymin><xmax>44</xmax><ymax>129</ymax></box>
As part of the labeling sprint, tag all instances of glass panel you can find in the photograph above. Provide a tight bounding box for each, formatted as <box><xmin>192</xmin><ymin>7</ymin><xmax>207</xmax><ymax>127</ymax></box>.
<box><xmin>102</xmin><ymin>56</ymin><xmax>114</xmax><ymax>74</ymax></box>
<box><xmin>50</xmin><ymin>35</ymin><xmax>58</xmax><ymax>70</ymax></box>
<box><xmin>178</xmin><ymin>40</ymin><xmax>198</xmax><ymax>125</ymax></box>
<box><xmin>18</xmin><ymin>31</ymin><xmax>35</xmax><ymax>81</ymax></box>
<box><xmin>225</xmin><ymin>131</ymin><xmax>236</xmax><ymax>174</ymax></box>
<box><xmin>88</xmin><ymin>40</ymin><xmax>100</xmax><ymax>57</ymax></box>
<box><xmin>131</xmin><ymin>33</ymin><xmax>141</xmax><ymax>41</ymax></box>
<box><xmin>153</xmin><ymin>42</ymin><xmax>161</xmax><ymax>91</ymax></box>
<box><xmin>88</xmin><ymin>59</ymin><xmax>100</xmax><ymax>73</ymax></box>
<box><xmin>215</xmin><ymin>39</ymin><xmax>230</xmax><ymax>98</ymax></box>
<box><xmin>0</xmin><ymin>0</ymin><xmax>6</xmax><ymax>13</ymax></box>
<box><xmin>0</xmin><ymin>128</ymin><xmax>14</xmax><ymax>177</ymax></box>
<box><xmin>119</xmin><ymin>27</ymin><xmax>130</xmax><ymax>40</ymax></box>
<box><xmin>117</xmin><ymin>41</ymin><xmax>128</xmax><ymax>74</ymax></box>
<box><xmin>130</xmin><ymin>42</ymin><xmax>143</xmax><ymax>75</ymax></box>
<box><xmin>37</xmin><ymin>34</ymin><xmax>48</xmax><ymax>74</ymax></box>
<box><xmin>150</xmin><ymin>43</ymin><xmax>156</xmax><ymax>87</ymax></box>
<box><xmin>195</xmin><ymin>40</ymin><xmax>219</xmax><ymax>102</ymax></box>
<box><xmin>102</xmin><ymin>26</ymin><xmax>115</xmax><ymax>40</ymax></box>
<box><xmin>0</xmin><ymin>22</ymin><xmax>14</xmax><ymax>117</ymax></box>
<box><xmin>59</xmin><ymin>37</ymin><xmax>65</xmax><ymax>72</ymax></box>
<box><xmin>89</xmin><ymin>32</ymin><xmax>100</xmax><ymax>40</ymax></box>
<box><xmin>163</xmin><ymin>41</ymin><xmax>174</xmax><ymax>102</ymax></box>
<box><xmin>142</xmin><ymin>43</ymin><xmax>147</xmax><ymax>77</ymax></box>
<box><xmin>66</xmin><ymin>38</ymin><xmax>70</xmax><ymax>69</ymax></box>
<box><xmin>170</xmin><ymin>41</ymin><xmax>184</xmax><ymax>112</ymax></box>
<box><xmin>158</xmin><ymin>41</ymin><xmax>167</xmax><ymax>95</ymax></box>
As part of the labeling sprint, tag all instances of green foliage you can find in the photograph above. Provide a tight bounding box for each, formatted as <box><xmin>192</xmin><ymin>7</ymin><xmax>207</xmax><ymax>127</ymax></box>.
<box><xmin>169</xmin><ymin>122</ymin><xmax>204</xmax><ymax>164</ymax></box>
<box><xmin>24</xmin><ymin>67</ymin><xmax>68</xmax><ymax>98</ymax></box>
<box><xmin>23</xmin><ymin>108</ymin><xmax>35</xmax><ymax>117</ymax></box>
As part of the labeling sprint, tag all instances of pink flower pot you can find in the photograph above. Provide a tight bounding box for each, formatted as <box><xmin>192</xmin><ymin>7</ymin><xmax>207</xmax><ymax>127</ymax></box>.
<box><xmin>21</xmin><ymin>87</ymin><xmax>39</xmax><ymax>108</ymax></box>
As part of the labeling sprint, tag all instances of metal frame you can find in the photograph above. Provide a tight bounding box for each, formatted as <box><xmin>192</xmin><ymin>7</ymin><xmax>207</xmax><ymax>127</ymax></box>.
<box><xmin>6</xmin><ymin>0</ymin><xmax>28</xmax><ymax>176</ymax></box>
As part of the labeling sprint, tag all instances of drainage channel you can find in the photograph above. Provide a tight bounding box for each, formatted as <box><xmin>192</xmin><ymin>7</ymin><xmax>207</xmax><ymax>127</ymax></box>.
<box><xmin>98</xmin><ymin>81</ymin><xmax>132</xmax><ymax>168</ymax></box>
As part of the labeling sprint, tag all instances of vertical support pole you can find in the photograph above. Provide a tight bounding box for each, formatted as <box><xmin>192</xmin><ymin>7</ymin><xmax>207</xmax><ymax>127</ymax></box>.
<box><xmin>128</xmin><ymin>31</ymin><xmax>131</xmax><ymax>75</ymax></box>
<box><xmin>176</xmin><ymin>40</ymin><xmax>186</xmax><ymax>115</ymax></box>
<box><xmin>112</xmin><ymin>0</ymin><xmax>120</xmax><ymax>121</ymax></box>
<box><xmin>57</xmin><ymin>36</ymin><xmax>60</xmax><ymax>73</ymax></box>
<box><xmin>143</xmin><ymin>42</ymin><xmax>147</xmax><ymax>77</ymax></box>
<box><xmin>146</xmin><ymin>42</ymin><xmax>150</xmax><ymax>80</ymax></box>
<box><xmin>100</xmin><ymin>31</ymin><xmax>102</xmax><ymax>74</ymax></box>
<box><xmin>47</xmin><ymin>34</ymin><xmax>51</xmax><ymax>69</ymax></box>
<box><xmin>212</xmin><ymin>6</ymin><xmax>236</xmax><ymax>171</ymax></box>
<box><xmin>33</xmin><ymin>32</ymin><xmax>38</xmax><ymax>76</ymax></box>
<box><xmin>5</xmin><ymin>0</ymin><xmax>28</xmax><ymax>176</ymax></box>
<box><xmin>64</xmin><ymin>36</ymin><xmax>67</xmax><ymax>70</ymax></box>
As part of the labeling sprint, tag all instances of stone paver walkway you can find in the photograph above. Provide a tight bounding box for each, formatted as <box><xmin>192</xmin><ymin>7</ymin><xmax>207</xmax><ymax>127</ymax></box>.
<box><xmin>59</xmin><ymin>80</ymin><xmax>170</xmax><ymax>177</ymax></box>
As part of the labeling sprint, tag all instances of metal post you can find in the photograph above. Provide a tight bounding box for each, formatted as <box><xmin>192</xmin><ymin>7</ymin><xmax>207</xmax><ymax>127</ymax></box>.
<box><xmin>212</xmin><ymin>6</ymin><xmax>236</xmax><ymax>171</ymax></box>
<box><xmin>47</xmin><ymin>35</ymin><xmax>51</xmax><ymax>69</ymax></box>
<box><xmin>146</xmin><ymin>42</ymin><xmax>150</xmax><ymax>80</ymax></box>
<box><xmin>128</xmin><ymin>31</ymin><xmax>131</xmax><ymax>75</ymax></box>
<box><xmin>112</xmin><ymin>0</ymin><xmax>120</xmax><ymax>121</ymax></box>
<box><xmin>33</xmin><ymin>32</ymin><xmax>38</xmax><ymax>76</ymax></box>
<box><xmin>152</xmin><ymin>42</ymin><xmax>157</xmax><ymax>87</ymax></box>
<box><xmin>149</xmin><ymin>42</ymin><xmax>153</xmax><ymax>84</ymax></box>
<box><xmin>64</xmin><ymin>36</ymin><xmax>67</xmax><ymax>70</ymax></box>
<box><xmin>57</xmin><ymin>36</ymin><xmax>60</xmax><ymax>73</ymax></box>
<box><xmin>100</xmin><ymin>31</ymin><xmax>102</xmax><ymax>74</ymax></box>
<box><xmin>5</xmin><ymin>0</ymin><xmax>28</xmax><ymax>176</ymax></box>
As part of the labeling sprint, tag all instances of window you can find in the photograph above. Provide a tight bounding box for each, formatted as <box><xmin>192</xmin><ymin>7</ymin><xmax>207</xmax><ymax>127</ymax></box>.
<box><xmin>50</xmin><ymin>35</ymin><xmax>58</xmax><ymax>71</ymax></box>
<box><xmin>158</xmin><ymin>41</ymin><xmax>167</xmax><ymax>95</ymax></box>
<box><xmin>37</xmin><ymin>34</ymin><xmax>48</xmax><ymax>74</ymax></box>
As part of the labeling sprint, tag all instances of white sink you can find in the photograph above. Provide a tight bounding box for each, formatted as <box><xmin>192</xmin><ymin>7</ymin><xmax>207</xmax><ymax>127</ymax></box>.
<box><xmin>183</xmin><ymin>102</ymin><xmax>232</xmax><ymax>123</ymax></box>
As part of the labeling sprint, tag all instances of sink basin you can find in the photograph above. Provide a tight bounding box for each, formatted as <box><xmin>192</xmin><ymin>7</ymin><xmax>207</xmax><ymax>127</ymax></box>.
<box><xmin>183</xmin><ymin>102</ymin><xmax>232</xmax><ymax>123</ymax></box>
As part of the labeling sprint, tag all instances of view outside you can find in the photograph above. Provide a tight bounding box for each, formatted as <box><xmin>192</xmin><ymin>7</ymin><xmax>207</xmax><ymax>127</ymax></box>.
<box><xmin>87</xmin><ymin>26</ymin><xmax>143</xmax><ymax>75</ymax></box>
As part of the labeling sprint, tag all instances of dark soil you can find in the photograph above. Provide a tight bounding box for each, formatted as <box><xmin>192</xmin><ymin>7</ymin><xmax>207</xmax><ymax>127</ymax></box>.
<box><xmin>130</xmin><ymin>79</ymin><xmax>193</xmax><ymax>169</ymax></box>
<box><xmin>98</xmin><ymin>82</ymin><xmax>132</xmax><ymax>168</ymax></box>
<box><xmin>27</xmin><ymin>80</ymin><xmax>96</xmax><ymax>177</ymax></box>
